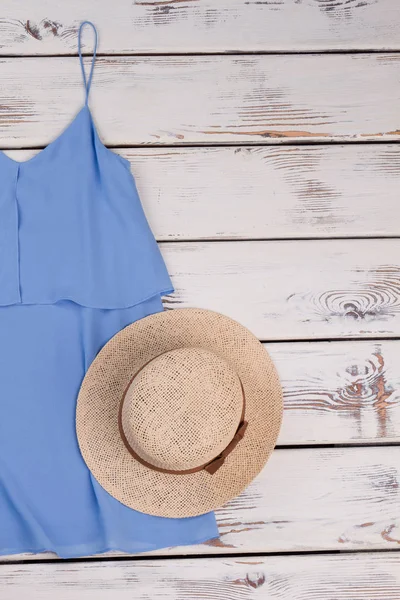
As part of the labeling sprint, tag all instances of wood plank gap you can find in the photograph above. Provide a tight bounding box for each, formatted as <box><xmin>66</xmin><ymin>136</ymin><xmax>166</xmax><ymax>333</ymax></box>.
<box><xmin>3</xmin><ymin>547</ymin><xmax>399</xmax><ymax>567</ymax></box>
<box><xmin>259</xmin><ymin>336</ymin><xmax>400</xmax><ymax>344</ymax></box>
<box><xmin>276</xmin><ymin>442</ymin><xmax>400</xmax><ymax>450</ymax></box>
<box><xmin>3</xmin><ymin>139</ymin><xmax>400</xmax><ymax>151</ymax></box>
<box><xmin>158</xmin><ymin>236</ymin><xmax>400</xmax><ymax>244</ymax></box>
<box><xmin>110</xmin><ymin>139</ymin><xmax>400</xmax><ymax>148</ymax></box>
<box><xmin>109</xmin><ymin>139</ymin><xmax>400</xmax><ymax>148</ymax></box>
<box><xmin>108</xmin><ymin>139</ymin><xmax>400</xmax><ymax>148</ymax></box>
<box><xmin>2</xmin><ymin>50</ymin><xmax>400</xmax><ymax>59</ymax></box>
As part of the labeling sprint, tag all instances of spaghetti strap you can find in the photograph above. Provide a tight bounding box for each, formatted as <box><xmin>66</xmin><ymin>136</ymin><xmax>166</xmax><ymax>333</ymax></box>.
<box><xmin>78</xmin><ymin>21</ymin><xmax>98</xmax><ymax>105</ymax></box>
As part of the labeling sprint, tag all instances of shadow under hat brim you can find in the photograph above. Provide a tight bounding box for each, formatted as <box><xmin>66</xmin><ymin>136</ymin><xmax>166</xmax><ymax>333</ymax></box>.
<box><xmin>76</xmin><ymin>308</ymin><xmax>283</xmax><ymax>518</ymax></box>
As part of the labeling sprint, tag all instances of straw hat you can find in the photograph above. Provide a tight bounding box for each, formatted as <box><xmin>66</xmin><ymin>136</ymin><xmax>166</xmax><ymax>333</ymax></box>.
<box><xmin>76</xmin><ymin>308</ymin><xmax>283</xmax><ymax>518</ymax></box>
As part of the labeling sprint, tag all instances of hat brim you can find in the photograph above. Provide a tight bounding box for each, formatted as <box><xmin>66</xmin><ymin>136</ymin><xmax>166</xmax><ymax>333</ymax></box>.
<box><xmin>76</xmin><ymin>308</ymin><xmax>283</xmax><ymax>518</ymax></box>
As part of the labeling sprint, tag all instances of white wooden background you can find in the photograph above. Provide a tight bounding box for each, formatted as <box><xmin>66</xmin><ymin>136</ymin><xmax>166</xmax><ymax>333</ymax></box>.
<box><xmin>1</xmin><ymin>2</ymin><xmax>400</xmax><ymax>598</ymax></box>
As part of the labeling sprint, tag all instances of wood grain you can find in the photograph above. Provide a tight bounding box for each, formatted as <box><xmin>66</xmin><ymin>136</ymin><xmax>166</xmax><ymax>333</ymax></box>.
<box><xmin>270</xmin><ymin>340</ymin><xmax>400</xmax><ymax>445</ymax></box>
<box><xmin>1</xmin><ymin>447</ymin><xmax>399</xmax><ymax>561</ymax></box>
<box><xmin>161</xmin><ymin>239</ymin><xmax>400</xmax><ymax>340</ymax></box>
<box><xmin>2</xmin><ymin>553</ymin><xmax>400</xmax><ymax>600</ymax></box>
<box><xmin>8</xmin><ymin>145</ymin><xmax>399</xmax><ymax>240</ymax></box>
<box><xmin>0</xmin><ymin>55</ymin><xmax>400</xmax><ymax>146</ymax></box>
<box><xmin>0</xmin><ymin>1</ymin><xmax>399</xmax><ymax>54</ymax></box>
<box><xmin>209</xmin><ymin>446</ymin><xmax>400</xmax><ymax>555</ymax></box>
<box><xmin>126</xmin><ymin>145</ymin><xmax>400</xmax><ymax>240</ymax></box>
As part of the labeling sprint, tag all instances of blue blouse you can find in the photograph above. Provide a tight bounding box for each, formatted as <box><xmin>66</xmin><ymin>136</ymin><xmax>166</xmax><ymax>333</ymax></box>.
<box><xmin>0</xmin><ymin>21</ymin><xmax>218</xmax><ymax>558</ymax></box>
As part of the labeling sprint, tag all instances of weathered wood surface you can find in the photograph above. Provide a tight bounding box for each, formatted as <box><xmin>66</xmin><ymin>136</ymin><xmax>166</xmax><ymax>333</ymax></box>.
<box><xmin>9</xmin><ymin>145</ymin><xmax>399</xmax><ymax>240</ymax></box>
<box><xmin>200</xmin><ymin>447</ymin><xmax>400</xmax><ymax>555</ymax></box>
<box><xmin>125</xmin><ymin>145</ymin><xmax>400</xmax><ymax>240</ymax></box>
<box><xmin>161</xmin><ymin>239</ymin><xmax>400</xmax><ymax>340</ymax></box>
<box><xmin>270</xmin><ymin>340</ymin><xmax>400</xmax><ymax>445</ymax></box>
<box><xmin>0</xmin><ymin>1</ymin><xmax>399</xmax><ymax>54</ymax></box>
<box><xmin>1</xmin><ymin>55</ymin><xmax>400</xmax><ymax>146</ymax></box>
<box><xmin>0</xmin><ymin>3</ymin><xmax>399</xmax><ymax>591</ymax></box>
<box><xmin>1</xmin><ymin>447</ymin><xmax>399</xmax><ymax>561</ymax></box>
<box><xmin>2</xmin><ymin>553</ymin><xmax>400</xmax><ymax>600</ymax></box>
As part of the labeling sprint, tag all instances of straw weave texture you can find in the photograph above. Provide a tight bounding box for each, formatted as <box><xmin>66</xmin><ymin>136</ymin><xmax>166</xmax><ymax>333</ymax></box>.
<box><xmin>122</xmin><ymin>348</ymin><xmax>243</xmax><ymax>471</ymax></box>
<box><xmin>76</xmin><ymin>308</ymin><xmax>283</xmax><ymax>518</ymax></box>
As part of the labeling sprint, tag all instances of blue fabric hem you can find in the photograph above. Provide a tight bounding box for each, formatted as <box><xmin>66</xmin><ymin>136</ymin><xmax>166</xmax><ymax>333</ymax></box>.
<box><xmin>0</xmin><ymin>288</ymin><xmax>175</xmax><ymax>310</ymax></box>
<box><xmin>0</xmin><ymin>532</ymin><xmax>219</xmax><ymax>560</ymax></box>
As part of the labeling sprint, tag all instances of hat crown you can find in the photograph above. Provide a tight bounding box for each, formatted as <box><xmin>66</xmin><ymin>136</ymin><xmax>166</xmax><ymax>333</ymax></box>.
<box><xmin>121</xmin><ymin>347</ymin><xmax>243</xmax><ymax>471</ymax></box>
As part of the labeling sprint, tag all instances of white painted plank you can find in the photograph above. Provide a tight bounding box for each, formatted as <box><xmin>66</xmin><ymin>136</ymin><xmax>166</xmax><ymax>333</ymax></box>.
<box><xmin>1</xmin><ymin>447</ymin><xmax>399</xmax><ymax>561</ymax></box>
<box><xmin>6</xmin><ymin>145</ymin><xmax>400</xmax><ymax>240</ymax></box>
<box><xmin>208</xmin><ymin>447</ymin><xmax>400</xmax><ymax>554</ymax></box>
<box><xmin>2</xmin><ymin>553</ymin><xmax>400</xmax><ymax>600</ymax></box>
<box><xmin>161</xmin><ymin>239</ymin><xmax>400</xmax><ymax>340</ymax></box>
<box><xmin>0</xmin><ymin>1</ymin><xmax>399</xmax><ymax>54</ymax></box>
<box><xmin>270</xmin><ymin>340</ymin><xmax>400</xmax><ymax>445</ymax></box>
<box><xmin>128</xmin><ymin>145</ymin><xmax>400</xmax><ymax>240</ymax></box>
<box><xmin>0</xmin><ymin>55</ymin><xmax>400</xmax><ymax>146</ymax></box>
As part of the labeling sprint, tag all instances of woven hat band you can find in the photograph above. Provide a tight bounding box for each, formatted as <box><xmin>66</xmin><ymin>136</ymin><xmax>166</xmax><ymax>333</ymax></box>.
<box><xmin>117</xmin><ymin>349</ymin><xmax>248</xmax><ymax>476</ymax></box>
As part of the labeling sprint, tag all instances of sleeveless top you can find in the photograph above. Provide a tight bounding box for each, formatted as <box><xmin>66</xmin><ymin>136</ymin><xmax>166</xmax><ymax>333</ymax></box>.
<box><xmin>0</xmin><ymin>21</ymin><xmax>218</xmax><ymax>558</ymax></box>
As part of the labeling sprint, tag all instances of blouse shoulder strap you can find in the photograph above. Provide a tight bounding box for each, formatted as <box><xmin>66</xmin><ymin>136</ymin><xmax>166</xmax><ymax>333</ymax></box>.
<box><xmin>78</xmin><ymin>21</ymin><xmax>98</xmax><ymax>105</ymax></box>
